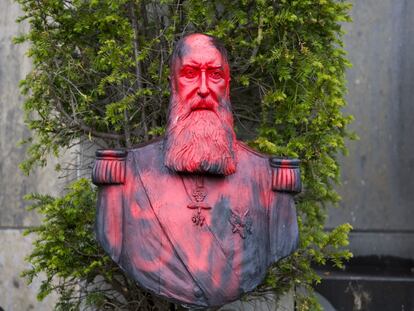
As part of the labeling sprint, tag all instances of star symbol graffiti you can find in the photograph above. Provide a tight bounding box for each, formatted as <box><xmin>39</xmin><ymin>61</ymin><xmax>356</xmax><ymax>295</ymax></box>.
<box><xmin>229</xmin><ymin>210</ymin><xmax>253</xmax><ymax>239</ymax></box>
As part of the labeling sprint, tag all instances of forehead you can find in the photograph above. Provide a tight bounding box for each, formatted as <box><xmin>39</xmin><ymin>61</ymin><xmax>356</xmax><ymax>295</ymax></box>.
<box><xmin>179</xmin><ymin>35</ymin><xmax>224</xmax><ymax>67</ymax></box>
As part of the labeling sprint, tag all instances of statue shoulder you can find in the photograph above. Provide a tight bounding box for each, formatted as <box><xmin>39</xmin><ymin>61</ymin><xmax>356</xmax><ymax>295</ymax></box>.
<box><xmin>92</xmin><ymin>149</ymin><xmax>127</xmax><ymax>185</ymax></box>
<box><xmin>91</xmin><ymin>138</ymin><xmax>164</xmax><ymax>185</ymax></box>
<box><xmin>236</xmin><ymin>141</ymin><xmax>269</xmax><ymax>160</ymax></box>
<box><xmin>236</xmin><ymin>142</ymin><xmax>301</xmax><ymax>193</ymax></box>
<box><xmin>269</xmin><ymin>157</ymin><xmax>301</xmax><ymax>194</ymax></box>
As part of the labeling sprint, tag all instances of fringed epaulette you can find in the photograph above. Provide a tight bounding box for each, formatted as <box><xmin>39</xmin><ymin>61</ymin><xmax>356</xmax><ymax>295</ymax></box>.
<box><xmin>92</xmin><ymin>149</ymin><xmax>127</xmax><ymax>185</ymax></box>
<box><xmin>269</xmin><ymin>157</ymin><xmax>301</xmax><ymax>194</ymax></box>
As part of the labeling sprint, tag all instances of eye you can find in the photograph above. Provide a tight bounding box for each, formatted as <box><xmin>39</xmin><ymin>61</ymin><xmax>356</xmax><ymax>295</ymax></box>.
<box><xmin>182</xmin><ymin>68</ymin><xmax>198</xmax><ymax>79</ymax></box>
<box><xmin>209</xmin><ymin>69</ymin><xmax>223</xmax><ymax>80</ymax></box>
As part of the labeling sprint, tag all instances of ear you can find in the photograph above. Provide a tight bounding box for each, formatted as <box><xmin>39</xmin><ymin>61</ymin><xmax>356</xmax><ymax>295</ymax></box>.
<box><xmin>169</xmin><ymin>75</ymin><xmax>176</xmax><ymax>93</ymax></box>
<box><xmin>169</xmin><ymin>60</ymin><xmax>182</xmax><ymax>93</ymax></box>
<box><xmin>225</xmin><ymin>74</ymin><xmax>231</xmax><ymax>98</ymax></box>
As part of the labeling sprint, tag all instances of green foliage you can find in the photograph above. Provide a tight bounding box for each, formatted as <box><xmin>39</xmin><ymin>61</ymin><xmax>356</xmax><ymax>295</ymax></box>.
<box><xmin>17</xmin><ymin>0</ymin><xmax>353</xmax><ymax>309</ymax></box>
<box><xmin>23</xmin><ymin>179</ymin><xmax>104</xmax><ymax>305</ymax></box>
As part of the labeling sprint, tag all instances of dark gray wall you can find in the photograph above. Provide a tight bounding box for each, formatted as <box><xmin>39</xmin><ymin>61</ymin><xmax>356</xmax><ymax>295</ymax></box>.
<box><xmin>327</xmin><ymin>0</ymin><xmax>414</xmax><ymax>259</ymax></box>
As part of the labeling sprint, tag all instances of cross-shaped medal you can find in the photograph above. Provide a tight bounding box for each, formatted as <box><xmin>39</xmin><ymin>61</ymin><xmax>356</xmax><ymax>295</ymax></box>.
<box><xmin>187</xmin><ymin>177</ymin><xmax>211</xmax><ymax>226</ymax></box>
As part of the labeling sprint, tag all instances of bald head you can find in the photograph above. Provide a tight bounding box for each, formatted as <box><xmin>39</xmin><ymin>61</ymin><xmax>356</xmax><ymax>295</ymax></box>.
<box><xmin>170</xmin><ymin>34</ymin><xmax>229</xmax><ymax>75</ymax></box>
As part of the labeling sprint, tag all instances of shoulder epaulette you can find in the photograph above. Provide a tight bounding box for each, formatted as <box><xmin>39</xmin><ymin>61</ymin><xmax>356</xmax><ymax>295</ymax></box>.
<box><xmin>92</xmin><ymin>149</ymin><xmax>127</xmax><ymax>185</ymax></box>
<box><xmin>269</xmin><ymin>157</ymin><xmax>301</xmax><ymax>194</ymax></box>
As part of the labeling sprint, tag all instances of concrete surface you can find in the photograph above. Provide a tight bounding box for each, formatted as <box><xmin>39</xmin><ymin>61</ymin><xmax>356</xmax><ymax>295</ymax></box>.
<box><xmin>327</xmin><ymin>0</ymin><xmax>414</xmax><ymax>259</ymax></box>
<box><xmin>0</xmin><ymin>229</ymin><xmax>57</xmax><ymax>311</ymax></box>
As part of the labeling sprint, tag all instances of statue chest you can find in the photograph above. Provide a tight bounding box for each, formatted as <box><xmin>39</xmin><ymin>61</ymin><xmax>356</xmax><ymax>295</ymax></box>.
<box><xmin>117</xmin><ymin>147</ymin><xmax>274</xmax><ymax>304</ymax></box>
<box><xmin>135</xmin><ymin>166</ymin><xmax>270</xmax><ymax>237</ymax></box>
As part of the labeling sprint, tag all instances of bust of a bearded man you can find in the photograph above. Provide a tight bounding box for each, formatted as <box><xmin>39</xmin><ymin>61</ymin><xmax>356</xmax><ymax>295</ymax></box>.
<box><xmin>92</xmin><ymin>33</ymin><xmax>301</xmax><ymax>308</ymax></box>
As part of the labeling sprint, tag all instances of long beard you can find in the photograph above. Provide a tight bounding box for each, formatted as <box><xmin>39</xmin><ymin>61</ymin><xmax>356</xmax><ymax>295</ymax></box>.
<box><xmin>164</xmin><ymin>97</ymin><xmax>237</xmax><ymax>176</ymax></box>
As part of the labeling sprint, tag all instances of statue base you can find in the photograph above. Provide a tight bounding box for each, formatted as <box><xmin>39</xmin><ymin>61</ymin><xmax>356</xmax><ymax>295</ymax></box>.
<box><xmin>216</xmin><ymin>290</ymin><xmax>294</xmax><ymax>311</ymax></box>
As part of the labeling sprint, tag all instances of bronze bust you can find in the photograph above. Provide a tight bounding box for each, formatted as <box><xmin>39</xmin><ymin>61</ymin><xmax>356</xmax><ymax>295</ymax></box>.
<box><xmin>92</xmin><ymin>33</ymin><xmax>300</xmax><ymax>308</ymax></box>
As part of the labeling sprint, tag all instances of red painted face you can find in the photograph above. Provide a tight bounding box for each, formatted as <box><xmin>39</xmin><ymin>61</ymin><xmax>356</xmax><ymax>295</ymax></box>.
<box><xmin>165</xmin><ymin>34</ymin><xmax>237</xmax><ymax>176</ymax></box>
<box><xmin>173</xmin><ymin>35</ymin><xmax>230</xmax><ymax>113</ymax></box>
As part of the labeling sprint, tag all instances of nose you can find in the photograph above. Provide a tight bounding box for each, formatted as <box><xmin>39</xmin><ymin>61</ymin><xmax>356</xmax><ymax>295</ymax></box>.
<box><xmin>197</xmin><ymin>71</ymin><xmax>209</xmax><ymax>98</ymax></box>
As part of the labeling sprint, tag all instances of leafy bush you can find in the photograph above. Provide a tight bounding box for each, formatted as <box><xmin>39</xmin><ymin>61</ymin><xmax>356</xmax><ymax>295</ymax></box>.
<box><xmin>17</xmin><ymin>0</ymin><xmax>353</xmax><ymax>310</ymax></box>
